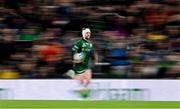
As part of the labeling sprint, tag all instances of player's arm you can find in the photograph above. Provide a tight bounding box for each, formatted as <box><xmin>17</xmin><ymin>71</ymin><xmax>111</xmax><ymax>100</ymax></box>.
<box><xmin>72</xmin><ymin>40</ymin><xmax>82</xmax><ymax>63</ymax></box>
<box><xmin>72</xmin><ymin>40</ymin><xmax>81</xmax><ymax>54</ymax></box>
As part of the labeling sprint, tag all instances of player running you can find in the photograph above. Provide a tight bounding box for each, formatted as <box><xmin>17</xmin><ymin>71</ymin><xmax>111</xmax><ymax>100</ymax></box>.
<box><xmin>66</xmin><ymin>28</ymin><xmax>97</xmax><ymax>86</ymax></box>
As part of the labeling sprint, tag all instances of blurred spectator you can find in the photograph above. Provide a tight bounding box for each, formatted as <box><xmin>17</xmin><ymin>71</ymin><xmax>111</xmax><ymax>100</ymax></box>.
<box><xmin>0</xmin><ymin>65</ymin><xmax>20</xmax><ymax>79</ymax></box>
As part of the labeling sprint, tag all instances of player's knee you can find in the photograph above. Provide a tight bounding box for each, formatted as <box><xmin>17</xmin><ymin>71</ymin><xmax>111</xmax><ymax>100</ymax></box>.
<box><xmin>86</xmin><ymin>69</ymin><xmax>92</xmax><ymax>72</ymax></box>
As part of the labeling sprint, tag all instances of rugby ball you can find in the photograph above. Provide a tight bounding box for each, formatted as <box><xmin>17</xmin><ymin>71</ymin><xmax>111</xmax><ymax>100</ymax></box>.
<box><xmin>73</xmin><ymin>53</ymin><xmax>84</xmax><ymax>61</ymax></box>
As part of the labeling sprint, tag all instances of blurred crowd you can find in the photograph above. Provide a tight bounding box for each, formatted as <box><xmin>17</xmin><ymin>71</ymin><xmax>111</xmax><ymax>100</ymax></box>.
<box><xmin>0</xmin><ymin>0</ymin><xmax>179</xmax><ymax>79</ymax></box>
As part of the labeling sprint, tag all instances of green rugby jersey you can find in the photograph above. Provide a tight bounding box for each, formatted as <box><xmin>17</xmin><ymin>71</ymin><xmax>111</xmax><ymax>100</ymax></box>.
<box><xmin>72</xmin><ymin>38</ymin><xmax>94</xmax><ymax>74</ymax></box>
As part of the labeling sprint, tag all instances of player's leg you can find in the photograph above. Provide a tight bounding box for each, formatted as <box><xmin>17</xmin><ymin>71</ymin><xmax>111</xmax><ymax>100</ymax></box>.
<box><xmin>73</xmin><ymin>73</ymin><xmax>84</xmax><ymax>84</ymax></box>
<box><xmin>82</xmin><ymin>69</ymin><xmax>92</xmax><ymax>86</ymax></box>
<box><xmin>73</xmin><ymin>69</ymin><xmax>92</xmax><ymax>86</ymax></box>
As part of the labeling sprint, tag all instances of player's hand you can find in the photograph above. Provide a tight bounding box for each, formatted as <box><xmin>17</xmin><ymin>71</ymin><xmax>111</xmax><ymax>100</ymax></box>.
<box><xmin>72</xmin><ymin>60</ymin><xmax>82</xmax><ymax>63</ymax></box>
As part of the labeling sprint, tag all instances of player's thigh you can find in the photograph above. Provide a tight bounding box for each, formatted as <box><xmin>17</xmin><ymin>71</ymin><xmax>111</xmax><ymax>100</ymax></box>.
<box><xmin>73</xmin><ymin>73</ymin><xmax>84</xmax><ymax>81</ymax></box>
<box><xmin>83</xmin><ymin>69</ymin><xmax>92</xmax><ymax>80</ymax></box>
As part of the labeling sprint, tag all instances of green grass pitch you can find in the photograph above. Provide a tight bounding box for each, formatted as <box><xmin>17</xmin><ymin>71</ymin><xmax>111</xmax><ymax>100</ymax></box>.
<box><xmin>0</xmin><ymin>100</ymin><xmax>180</xmax><ymax>108</ymax></box>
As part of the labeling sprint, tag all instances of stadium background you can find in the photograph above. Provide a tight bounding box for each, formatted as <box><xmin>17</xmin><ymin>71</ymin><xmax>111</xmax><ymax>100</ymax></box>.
<box><xmin>0</xmin><ymin>0</ymin><xmax>179</xmax><ymax>108</ymax></box>
<box><xmin>0</xmin><ymin>0</ymin><xmax>179</xmax><ymax>79</ymax></box>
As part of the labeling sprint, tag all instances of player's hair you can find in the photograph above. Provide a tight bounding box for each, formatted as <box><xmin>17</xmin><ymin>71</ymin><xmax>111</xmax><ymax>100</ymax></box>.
<box><xmin>82</xmin><ymin>28</ymin><xmax>91</xmax><ymax>33</ymax></box>
<box><xmin>82</xmin><ymin>27</ymin><xmax>90</xmax><ymax>31</ymax></box>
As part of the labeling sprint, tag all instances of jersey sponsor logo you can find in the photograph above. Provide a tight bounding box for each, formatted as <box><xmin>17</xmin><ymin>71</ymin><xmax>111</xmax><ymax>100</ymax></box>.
<box><xmin>82</xmin><ymin>48</ymin><xmax>91</xmax><ymax>52</ymax></box>
<box><xmin>82</xmin><ymin>43</ymin><xmax>86</xmax><ymax>47</ymax></box>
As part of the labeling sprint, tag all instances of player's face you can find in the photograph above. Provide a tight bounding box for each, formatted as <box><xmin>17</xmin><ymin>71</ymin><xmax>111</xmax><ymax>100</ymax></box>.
<box><xmin>84</xmin><ymin>32</ymin><xmax>91</xmax><ymax>40</ymax></box>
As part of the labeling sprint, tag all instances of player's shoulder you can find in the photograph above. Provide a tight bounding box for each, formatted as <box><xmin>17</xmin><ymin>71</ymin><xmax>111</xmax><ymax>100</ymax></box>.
<box><xmin>79</xmin><ymin>38</ymin><xmax>84</xmax><ymax>42</ymax></box>
<box><xmin>74</xmin><ymin>38</ymin><xmax>82</xmax><ymax>44</ymax></box>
